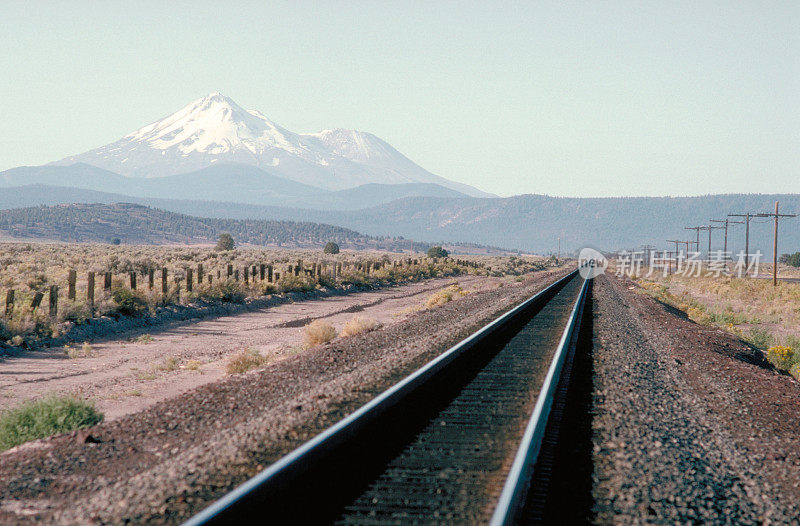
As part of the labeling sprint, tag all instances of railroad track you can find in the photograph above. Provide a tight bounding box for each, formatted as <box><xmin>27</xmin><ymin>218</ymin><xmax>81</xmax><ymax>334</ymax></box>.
<box><xmin>184</xmin><ymin>269</ymin><xmax>590</xmax><ymax>525</ymax></box>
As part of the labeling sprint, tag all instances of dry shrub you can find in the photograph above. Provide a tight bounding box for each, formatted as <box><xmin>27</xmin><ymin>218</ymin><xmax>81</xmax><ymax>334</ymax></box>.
<box><xmin>154</xmin><ymin>356</ymin><xmax>179</xmax><ymax>372</ymax></box>
<box><xmin>425</xmin><ymin>285</ymin><xmax>467</xmax><ymax>309</ymax></box>
<box><xmin>766</xmin><ymin>345</ymin><xmax>799</xmax><ymax>373</ymax></box>
<box><xmin>340</xmin><ymin>315</ymin><xmax>381</xmax><ymax>337</ymax></box>
<box><xmin>185</xmin><ymin>360</ymin><xmax>203</xmax><ymax>371</ymax></box>
<box><xmin>303</xmin><ymin>320</ymin><xmax>337</xmax><ymax>348</ymax></box>
<box><xmin>226</xmin><ymin>348</ymin><xmax>270</xmax><ymax>374</ymax></box>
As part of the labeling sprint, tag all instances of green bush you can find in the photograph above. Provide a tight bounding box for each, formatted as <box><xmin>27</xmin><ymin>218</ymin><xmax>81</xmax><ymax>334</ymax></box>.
<box><xmin>196</xmin><ymin>279</ymin><xmax>245</xmax><ymax>303</ymax></box>
<box><xmin>111</xmin><ymin>286</ymin><xmax>149</xmax><ymax>316</ymax></box>
<box><xmin>261</xmin><ymin>283</ymin><xmax>278</xmax><ymax>295</ymax></box>
<box><xmin>278</xmin><ymin>274</ymin><xmax>316</xmax><ymax>293</ymax></box>
<box><xmin>323</xmin><ymin>241</ymin><xmax>340</xmax><ymax>254</ymax></box>
<box><xmin>0</xmin><ymin>396</ymin><xmax>103</xmax><ymax>451</ymax></box>
<box><xmin>427</xmin><ymin>246</ymin><xmax>449</xmax><ymax>258</ymax></box>
<box><xmin>747</xmin><ymin>328</ymin><xmax>774</xmax><ymax>350</ymax></box>
<box><xmin>215</xmin><ymin>233</ymin><xmax>235</xmax><ymax>251</ymax></box>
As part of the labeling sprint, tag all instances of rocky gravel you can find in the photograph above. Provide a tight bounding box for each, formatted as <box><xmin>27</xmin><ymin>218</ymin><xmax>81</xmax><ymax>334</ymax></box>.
<box><xmin>591</xmin><ymin>274</ymin><xmax>800</xmax><ymax>524</ymax></box>
<box><xmin>0</xmin><ymin>269</ymin><xmax>568</xmax><ymax>525</ymax></box>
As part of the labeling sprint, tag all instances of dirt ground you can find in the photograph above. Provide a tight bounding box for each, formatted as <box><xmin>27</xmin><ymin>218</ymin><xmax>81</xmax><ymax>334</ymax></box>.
<box><xmin>0</xmin><ymin>274</ymin><xmax>501</xmax><ymax>420</ymax></box>
<box><xmin>0</xmin><ymin>269</ymin><xmax>566</xmax><ymax>525</ymax></box>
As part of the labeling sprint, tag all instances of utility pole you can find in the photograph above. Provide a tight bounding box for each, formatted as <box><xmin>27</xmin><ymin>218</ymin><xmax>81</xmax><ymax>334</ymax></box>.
<box><xmin>710</xmin><ymin>218</ymin><xmax>744</xmax><ymax>260</ymax></box>
<box><xmin>557</xmin><ymin>237</ymin><xmax>561</xmax><ymax>261</ymax></box>
<box><xmin>701</xmin><ymin>225</ymin><xmax>725</xmax><ymax>262</ymax></box>
<box><xmin>755</xmin><ymin>201</ymin><xmax>797</xmax><ymax>286</ymax></box>
<box><xmin>641</xmin><ymin>244</ymin><xmax>656</xmax><ymax>266</ymax></box>
<box><xmin>666</xmin><ymin>240</ymin><xmax>683</xmax><ymax>273</ymax></box>
<box><xmin>728</xmin><ymin>212</ymin><xmax>752</xmax><ymax>272</ymax></box>
<box><xmin>685</xmin><ymin>226</ymin><xmax>703</xmax><ymax>256</ymax></box>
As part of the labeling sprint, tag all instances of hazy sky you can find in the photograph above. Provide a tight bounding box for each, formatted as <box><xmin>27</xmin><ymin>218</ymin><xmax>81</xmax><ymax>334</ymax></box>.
<box><xmin>1</xmin><ymin>1</ymin><xmax>797</xmax><ymax>197</ymax></box>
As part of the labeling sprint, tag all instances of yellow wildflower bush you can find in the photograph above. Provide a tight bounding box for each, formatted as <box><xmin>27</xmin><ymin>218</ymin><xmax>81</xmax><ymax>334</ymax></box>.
<box><xmin>766</xmin><ymin>345</ymin><xmax>794</xmax><ymax>371</ymax></box>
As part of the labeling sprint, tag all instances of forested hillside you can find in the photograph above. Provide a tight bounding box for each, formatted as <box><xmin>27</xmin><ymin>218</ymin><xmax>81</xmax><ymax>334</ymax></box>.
<box><xmin>0</xmin><ymin>203</ymin><xmax>509</xmax><ymax>254</ymax></box>
<box><xmin>0</xmin><ymin>203</ymin><xmax>382</xmax><ymax>248</ymax></box>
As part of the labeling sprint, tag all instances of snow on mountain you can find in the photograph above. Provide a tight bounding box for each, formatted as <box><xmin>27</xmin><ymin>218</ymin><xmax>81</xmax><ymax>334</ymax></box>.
<box><xmin>54</xmin><ymin>93</ymin><xmax>491</xmax><ymax>197</ymax></box>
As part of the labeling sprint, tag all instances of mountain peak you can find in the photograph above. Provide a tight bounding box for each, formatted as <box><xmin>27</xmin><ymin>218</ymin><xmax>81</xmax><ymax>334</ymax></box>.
<box><xmin>51</xmin><ymin>94</ymin><xmax>492</xmax><ymax>196</ymax></box>
<box><xmin>121</xmin><ymin>92</ymin><xmax>296</xmax><ymax>158</ymax></box>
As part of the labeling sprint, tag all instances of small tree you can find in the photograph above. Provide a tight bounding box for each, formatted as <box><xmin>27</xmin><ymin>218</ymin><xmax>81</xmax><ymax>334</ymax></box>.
<box><xmin>781</xmin><ymin>252</ymin><xmax>800</xmax><ymax>267</ymax></box>
<box><xmin>110</xmin><ymin>238</ymin><xmax>121</xmax><ymax>245</ymax></box>
<box><xmin>427</xmin><ymin>246</ymin><xmax>449</xmax><ymax>258</ymax></box>
<box><xmin>215</xmin><ymin>233</ymin><xmax>235</xmax><ymax>251</ymax></box>
<box><xmin>323</xmin><ymin>241</ymin><xmax>340</xmax><ymax>254</ymax></box>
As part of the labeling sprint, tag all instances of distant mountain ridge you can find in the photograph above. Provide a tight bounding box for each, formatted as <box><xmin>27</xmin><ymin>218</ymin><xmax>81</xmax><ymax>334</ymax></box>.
<box><xmin>50</xmin><ymin>92</ymin><xmax>491</xmax><ymax>197</ymax></box>
<box><xmin>3</xmin><ymin>184</ymin><xmax>799</xmax><ymax>255</ymax></box>
<box><xmin>0</xmin><ymin>163</ymin><xmax>470</xmax><ymax>209</ymax></box>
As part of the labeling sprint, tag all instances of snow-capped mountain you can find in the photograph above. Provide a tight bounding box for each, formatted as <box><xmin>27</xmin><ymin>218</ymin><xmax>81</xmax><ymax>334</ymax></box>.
<box><xmin>54</xmin><ymin>93</ymin><xmax>489</xmax><ymax>197</ymax></box>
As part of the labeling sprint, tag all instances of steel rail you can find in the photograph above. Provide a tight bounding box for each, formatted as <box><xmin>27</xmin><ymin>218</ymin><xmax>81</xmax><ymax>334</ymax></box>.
<box><xmin>489</xmin><ymin>270</ymin><xmax>590</xmax><ymax>525</ymax></box>
<box><xmin>183</xmin><ymin>269</ymin><xmax>579</xmax><ymax>526</ymax></box>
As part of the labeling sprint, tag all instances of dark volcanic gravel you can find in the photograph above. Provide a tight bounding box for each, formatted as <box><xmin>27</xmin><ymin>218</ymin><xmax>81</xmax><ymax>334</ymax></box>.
<box><xmin>0</xmin><ymin>269</ymin><xmax>567</xmax><ymax>525</ymax></box>
<box><xmin>590</xmin><ymin>275</ymin><xmax>800</xmax><ymax>524</ymax></box>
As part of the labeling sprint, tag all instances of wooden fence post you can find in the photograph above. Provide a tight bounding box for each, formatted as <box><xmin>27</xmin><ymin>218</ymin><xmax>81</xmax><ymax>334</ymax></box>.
<box><xmin>197</xmin><ymin>264</ymin><xmax>204</xmax><ymax>284</ymax></box>
<box><xmin>162</xmin><ymin>268</ymin><xmax>168</xmax><ymax>295</ymax></box>
<box><xmin>243</xmin><ymin>267</ymin><xmax>249</xmax><ymax>283</ymax></box>
<box><xmin>227</xmin><ymin>265</ymin><xmax>233</xmax><ymax>278</ymax></box>
<box><xmin>186</xmin><ymin>268</ymin><xmax>193</xmax><ymax>292</ymax></box>
<box><xmin>87</xmin><ymin>272</ymin><xmax>95</xmax><ymax>312</ymax></box>
<box><xmin>104</xmin><ymin>272</ymin><xmax>112</xmax><ymax>291</ymax></box>
<box><xmin>260</xmin><ymin>264</ymin><xmax>266</xmax><ymax>281</ymax></box>
<box><xmin>267</xmin><ymin>265</ymin><xmax>273</xmax><ymax>282</ymax></box>
<box><xmin>149</xmin><ymin>268</ymin><xmax>155</xmax><ymax>290</ymax></box>
<box><xmin>130</xmin><ymin>271</ymin><xmax>137</xmax><ymax>290</ymax></box>
<box><xmin>49</xmin><ymin>285</ymin><xmax>58</xmax><ymax>319</ymax></box>
<box><xmin>30</xmin><ymin>292</ymin><xmax>44</xmax><ymax>312</ymax></box>
<box><xmin>234</xmin><ymin>269</ymin><xmax>239</xmax><ymax>282</ymax></box>
<box><xmin>68</xmin><ymin>270</ymin><xmax>77</xmax><ymax>300</ymax></box>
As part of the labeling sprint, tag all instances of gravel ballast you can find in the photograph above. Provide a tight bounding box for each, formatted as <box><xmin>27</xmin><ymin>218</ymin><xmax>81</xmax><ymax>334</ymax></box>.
<box><xmin>0</xmin><ymin>269</ymin><xmax>568</xmax><ymax>525</ymax></box>
<box><xmin>590</xmin><ymin>274</ymin><xmax>800</xmax><ymax>523</ymax></box>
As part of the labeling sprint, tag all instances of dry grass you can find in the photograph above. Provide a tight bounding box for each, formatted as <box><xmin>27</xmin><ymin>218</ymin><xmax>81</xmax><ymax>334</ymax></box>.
<box><xmin>425</xmin><ymin>285</ymin><xmax>468</xmax><ymax>309</ymax></box>
<box><xmin>340</xmin><ymin>315</ymin><xmax>381</xmax><ymax>337</ymax></box>
<box><xmin>184</xmin><ymin>359</ymin><xmax>203</xmax><ymax>371</ymax></box>
<box><xmin>65</xmin><ymin>341</ymin><xmax>95</xmax><ymax>359</ymax></box>
<box><xmin>153</xmin><ymin>356</ymin><xmax>179</xmax><ymax>372</ymax></box>
<box><xmin>134</xmin><ymin>334</ymin><xmax>153</xmax><ymax>344</ymax></box>
<box><xmin>303</xmin><ymin>320</ymin><xmax>337</xmax><ymax>348</ymax></box>
<box><xmin>0</xmin><ymin>243</ymin><xmax>535</xmax><ymax>343</ymax></box>
<box><xmin>226</xmin><ymin>348</ymin><xmax>270</xmax><ymax>374</ymax></box>
<box><xmin>634</xmin><ymin>272</ymin><xmax>800</xmax><ymax>380</ymax></box>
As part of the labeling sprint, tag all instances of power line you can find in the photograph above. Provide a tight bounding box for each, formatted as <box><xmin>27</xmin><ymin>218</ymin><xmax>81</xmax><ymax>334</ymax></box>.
<box><xmin>710</xmin><ymin>218</ymin><xmax>744</xmax><ymax>257</ymax></box>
